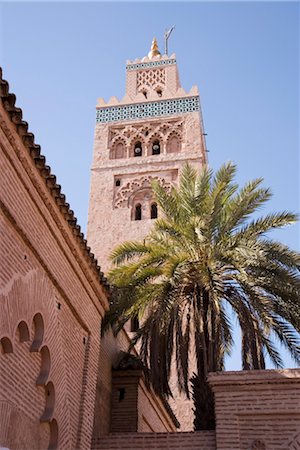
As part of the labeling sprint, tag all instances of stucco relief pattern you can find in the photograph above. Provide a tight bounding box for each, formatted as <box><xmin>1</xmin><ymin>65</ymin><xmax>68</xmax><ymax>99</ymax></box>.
<box><xmin>114</xmin><ymin>176</ymin><xmax>173</xmax><ymax>209</ymax></box>
<box><xmin>109</xmin><ymin>119</ymin><xmax>183</xmax><ymax>148</ymax></box>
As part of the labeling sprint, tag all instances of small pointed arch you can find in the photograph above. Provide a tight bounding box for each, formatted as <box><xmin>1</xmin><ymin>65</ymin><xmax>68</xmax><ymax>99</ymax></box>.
<box><xmin>48</xmin><ymin>419</ymin><xmax>58</xmax><ymax>450</ymax></box>
<box><xmin>30</xmin><ymin>313</ymin><xmax>44</xmax><ymax>352</ymax></box>
<box><xmin>1</xmin><ymin>337</ymin><xmax>13</xmax><ymax>354</ymax></box>
<box><xmin>166</xmin><ymin>132</ymin><xmax>181</xmax><ymax>154</ymax></box>
<box><xmin>129</xmin><ymin>133</ymin><xmax>145</xmax><ymax>157</ymax></box>
<box><xmin>37</xmin><ymin>345</ymin><xmax>51</xmax><ymax>385</ymax></box>
<box><xmin>150</xmin><ymin>202</ymin><xmax>158</xmax><ymax>219</ymax></box>
<box><xmin>17</xmin><ymin>320</ymin><xmax>30</xmax><ymax>342</ymax></box>
<box><xmin>134</xmin><ymin>203</ymin><xmax>142</xmax><ymax>221</ymax></box>
<box><xmin>110</xmin><ymin>139</ymin><xmax>126</xmax><ymax>160</ymax></box>
<box><xmin>41</xmin><ymin>381</ymin><xmax>55</xmax><ymax>422</ymax></box>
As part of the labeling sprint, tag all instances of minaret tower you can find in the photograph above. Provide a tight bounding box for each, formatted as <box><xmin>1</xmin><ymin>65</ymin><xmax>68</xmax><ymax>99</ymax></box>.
<box><xmin>87</xmin><ymin>38</ymin><xmax>207</xmax><ymax>274</ymax></box>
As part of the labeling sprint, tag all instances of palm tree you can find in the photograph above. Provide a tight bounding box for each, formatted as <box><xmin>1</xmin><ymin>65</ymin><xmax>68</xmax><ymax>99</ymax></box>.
<box><xmin>105</xmin><ymin>162</ymin><xmax>300</xmax><ymax>430</ymax></box>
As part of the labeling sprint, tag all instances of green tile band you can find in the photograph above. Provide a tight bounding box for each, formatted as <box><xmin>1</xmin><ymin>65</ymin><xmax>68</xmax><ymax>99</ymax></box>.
<box><xmin>96</xmin><ymin>96</ymin><xmax>199</xmax><ymax>123</ymax></box>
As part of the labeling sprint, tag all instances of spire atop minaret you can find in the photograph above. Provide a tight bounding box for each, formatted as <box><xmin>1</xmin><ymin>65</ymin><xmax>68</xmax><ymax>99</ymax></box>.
<box><xmin>148</xmin><ymin>37</ymin><xmax>161</xmax><ymax>59</ymax></box>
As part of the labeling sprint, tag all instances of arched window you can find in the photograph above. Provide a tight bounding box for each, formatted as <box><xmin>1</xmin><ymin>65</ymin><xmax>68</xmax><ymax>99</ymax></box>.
<box><xmin>151</xmin><ymin>203</ymin><xmax>158</xmax><ymax>219</ymax></box>
<box><xmin>152</xmin><ymin>140</ymin><xmax>160</xmax><ymax>155</ymax></box>
<box><xmin>134</xmin><ymin>141</ymin><xmax>142</xmax><ymax>157</ymax></box>
<box><xmin>135</xmin><ymin>204</ymin><xmax>142</xmax><ymax>221</ymax></box>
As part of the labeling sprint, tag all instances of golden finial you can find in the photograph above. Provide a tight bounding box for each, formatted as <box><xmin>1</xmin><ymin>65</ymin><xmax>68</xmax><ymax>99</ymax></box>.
<box><xmin>148</xmin><ymin>37</ymin><xmax>161</xmax><ymax>60</ymax></box>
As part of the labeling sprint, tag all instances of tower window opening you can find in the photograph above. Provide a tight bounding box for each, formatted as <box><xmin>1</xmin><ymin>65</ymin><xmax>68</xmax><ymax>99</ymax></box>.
<box><xmin>156</xmin><ymin>88</ymin><xmax>162</xmax><ymax>97</ymax></box>
<box><xmin>151</xmin><ymin>203</ymin><xmax>158</xmax><ymax>219</ymax></box>
<box><xmin>135</xmin><ymin>204</ymin><xmax>142</xmax><ymax>221</ymax></box>
<box><xmin>152</xmin><ymin>140</ymin><xmax>160</xmax><ymax>155</ymax></box>
<box><xmin>134</xmin><ymin>141</ymin><xmax>142</xmax><ymax>157</ymax></box>
<box><xmin>142</xmin><ymin>90</ymin><xmax>148</xmax><ymax>99</ymax></box>
<box><xmin>115</xmin><ymin>179</ymin><xmax>121</xmax><ymax>187</ymax></box>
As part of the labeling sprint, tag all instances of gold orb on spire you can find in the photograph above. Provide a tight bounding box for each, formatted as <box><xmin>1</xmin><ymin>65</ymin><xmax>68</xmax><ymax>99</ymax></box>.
<box><xmin>148</xmin><ymin>37</ymin><xmax>161</xmax><ymax>59</ymax></box>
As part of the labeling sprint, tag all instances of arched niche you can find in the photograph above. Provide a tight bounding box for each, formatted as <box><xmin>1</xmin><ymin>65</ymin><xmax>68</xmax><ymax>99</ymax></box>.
<box><xmin>41</xmin><ymin>381</ymin><xmax>55</xmax><ymax>422</ymax></box>
<box><xmin>110</xmin><ymin>141</ymin><xmax>126</xmax><ymax>160</ymax></box>
<box><xmin>48</xmin><ymin>419</ymin><xmax>58</xmax><ymax>450</ymax></box>
<box><xmin>30</xmin><ymin>313</ymin><xmax>44</xmax><ymax>352</ymax></box>
<box><xmin>37</xmin><ymin>346</ymin><xmax>51</xmax><ymax>386</ymax></box>
<box><xmin>17</xmin><ymin>321</ymin><xmax>30</xmax><ymax>342</ymax></box>
<box><xmin>167</xmin><ymin>134</ymin><xmax>181</xmax><ymax>154</ymax></box>
<box><xmin>1</xmin><ymin>337</ymin><xmax>13</xmax><ymax>354</ymax></box>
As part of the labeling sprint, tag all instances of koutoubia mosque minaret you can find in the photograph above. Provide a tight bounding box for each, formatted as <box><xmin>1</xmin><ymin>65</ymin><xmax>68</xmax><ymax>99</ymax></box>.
<box><xmin>87</xmin><ymin>37</ymin><xmax>207</xmax><ymax>274</ymax></box>
<box><xmin>87</xmin><ymin>37</ymin><xmax>208</xmax><ymax>429</ymax></box>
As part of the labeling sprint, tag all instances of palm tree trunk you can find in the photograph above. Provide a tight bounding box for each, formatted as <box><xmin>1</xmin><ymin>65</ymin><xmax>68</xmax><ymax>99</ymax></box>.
<box><xmin>192</xmin><ymin>286</ymin><xmax>216</xmax><ymax>430</ymax></box>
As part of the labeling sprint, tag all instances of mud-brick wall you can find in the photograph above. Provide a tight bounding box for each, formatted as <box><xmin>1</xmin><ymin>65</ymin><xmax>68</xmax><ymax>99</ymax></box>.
<box><xmin>209</xmin><ymin>369</ymin><xmax>300</xmax><ymax>450</ymax></box>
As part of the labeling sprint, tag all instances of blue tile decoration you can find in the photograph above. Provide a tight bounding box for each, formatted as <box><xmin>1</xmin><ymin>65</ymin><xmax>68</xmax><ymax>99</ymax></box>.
<box><xmin>96</xmin><ymin>96</ymin><xmax>199</xmax><ymax>123</ymax></box>
<box><xmin>126</xmin><ymin>59</ymin><xmax>176</xmax><ymax>71</ymax></box>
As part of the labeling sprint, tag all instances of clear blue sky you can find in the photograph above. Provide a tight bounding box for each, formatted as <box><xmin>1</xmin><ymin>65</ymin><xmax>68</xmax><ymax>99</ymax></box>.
<box><xmin>1</xmin><ymin>1</ymin><xmax>299</xmax><ymax>369</ymax></box>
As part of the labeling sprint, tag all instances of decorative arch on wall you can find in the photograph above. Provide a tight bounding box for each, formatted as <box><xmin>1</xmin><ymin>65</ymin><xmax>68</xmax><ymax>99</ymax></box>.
<box><xmin>110</xmin><ymin>139</ymin><xmax>126</xmax><ymax>160</ymax></box>
<box><xmin>17</xmin><ymin>320</ymin><xmax>30</xmax><ymax>342</ymax></box>
<box><xmin>1</xmin><ymin>336</ymin><xmax>13</xmax><ymax>354</ymax></box>
<box><xmin>48</xmin><ymin>419</ymin><xmax>58</xmax><ymax>450</ymax></box>
<box><xmin>31</xmin><ymin>313</ymin><xmax>44</xmax><ymax>352</ymax></box>
<box><xmin>166</xmin><ymin>132</ymin><xmax>181</xmax><ymax>154</ymax></box>
<box><xmin>115</xmin><ymin>176</ymin><xmax>172</xmax><ymax>209</ymax></box>
<box><xmin>37</xmin><ymin>345</ymin><xmax>51</xmax><ymax>385</ymax></box>
<box><xmin>41</xmin><ymin>381</ymin><xmax>55</xmax><ymax>422</ymax></box>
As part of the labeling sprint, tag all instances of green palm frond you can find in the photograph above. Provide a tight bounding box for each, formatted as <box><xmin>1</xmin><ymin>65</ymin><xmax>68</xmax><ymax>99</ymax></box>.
<box><xmin>104</xmin><ymin>161</ymin><xmax>300</xmax><ymax>430</ymax></box>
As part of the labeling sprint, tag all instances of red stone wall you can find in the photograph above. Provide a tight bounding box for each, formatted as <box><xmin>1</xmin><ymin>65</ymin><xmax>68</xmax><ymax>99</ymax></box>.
<box><xmin>209</xmin><ymin>369</ymin><xmax>300</xmax><ymax>450</ymax></box>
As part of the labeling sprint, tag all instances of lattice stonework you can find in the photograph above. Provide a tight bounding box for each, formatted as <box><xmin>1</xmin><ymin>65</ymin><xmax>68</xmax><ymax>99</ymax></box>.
<box><xmin>137</xmin><ymin>69</ymin><xmax>165</xmax><ymax>89</ymax></box>
<box><xmin>114</xmin><ymin>176</ymin><xmax>173</xmax><ymax>209</ymax></box>
<box><xmin>96</xmin><ymin>96</ymin><xmax>199</xmax><ymax>123</ymax></box>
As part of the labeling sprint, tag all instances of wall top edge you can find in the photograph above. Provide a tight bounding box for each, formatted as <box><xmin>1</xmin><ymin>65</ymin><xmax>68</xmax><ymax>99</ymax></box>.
<box><xmin>208</xmin><ymin>368</ymin><xmax>300</xmax><ymax>387</ymax></box>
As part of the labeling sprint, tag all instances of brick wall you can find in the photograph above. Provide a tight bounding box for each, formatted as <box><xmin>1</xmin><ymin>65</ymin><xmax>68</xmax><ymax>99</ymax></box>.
<box><xmin>0</xmin><ymin>93</ymin><xmax>107</xmax><ymax>449</ymax></box>
<box><xmin>209</xmin><ymin>369</ymin><xmax>300</xmax><ymax>450</ymax></box>
<box><xmin>92</xmin><ymin>431</ymin><xmax>216</xmax><ymax>450</ymax></box>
